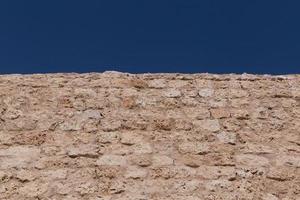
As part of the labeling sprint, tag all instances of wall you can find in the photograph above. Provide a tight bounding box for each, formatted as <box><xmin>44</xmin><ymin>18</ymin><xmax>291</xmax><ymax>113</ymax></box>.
<box><xmin>0</xmin><ymin>72</ymin><xmax>299</xmax><ymax>200</ymax></box>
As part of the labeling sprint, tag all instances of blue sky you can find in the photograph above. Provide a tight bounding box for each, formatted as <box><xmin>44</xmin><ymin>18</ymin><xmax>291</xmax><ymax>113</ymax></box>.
<box><xmin>0</xmin><ymin>0</ymin><xmax>299</xmax><ymax>74</ymax></box>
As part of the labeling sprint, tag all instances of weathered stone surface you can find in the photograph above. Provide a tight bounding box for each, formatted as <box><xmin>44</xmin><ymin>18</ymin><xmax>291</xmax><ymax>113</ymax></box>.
<box><xmin>120</xmin><ymin>132</ymin><xmax>142</xmax><ymax>145</ymax></box>
<box><xmin>216</xmin><ymin>131</ymin><xmax>236</xmax><ymax>145</ymax></box>
<box><xmin>177</xmin><ymin>141</ymin><xmax>210</xmax><ymax>155</ymax></box>
<box><xmin>198</xmin><ymin>88</ymin><xmax>214</xmax><ymax>97</ymax></box>
<box><xmin>96</xmin><ymin>155</ymin><xmax>127</xmax><ymax>166</ymax></box>
<box><xmin>164</xmin><ymin>89</ymin><xmax>182</xmax><ymax>98</ymax></box>
<box><xmin>194</xmin><ymin>119</ymin><xmax>220</xmax><ymax>132</ymax></box>
<box><xmin>0</xmin><ymin>72</ymin><xmax>299</xmax><ymax>199</ymax></box>
<box><xmin>125</xmin><ymin>166</ymin><xmax>147</xmax><ymax>179</ymax></box>
<box><xmin>236</xmin><ymin>154</ymin><xmax>270</xmax><ymax>167</ymax></box>
<box><xmin>152</xmin><ymin>155</ymin><xmax>174</xmax><ymax>166</ymax></box>
<box><xmin>210</xmin><ymin>108</ymin><xmax>231</xmax><ymax>119</ymax></box>
<box><xmin>147</xmin><ymin>79</ymin><xmax>167</xmax><ymax>88</ymax></box>
<box><xmin>66</xmin><ymin>144</ymin><xmax>100</xmax><ymax>158</ymax></box>
<box><xmin>0</xmin><ymin>146</ymin><xmax>40</xmax><ymax>169</ymax></box>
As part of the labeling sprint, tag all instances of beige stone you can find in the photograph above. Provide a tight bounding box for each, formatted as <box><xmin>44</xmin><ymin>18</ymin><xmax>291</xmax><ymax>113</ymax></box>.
<box><xmin>177</xmin><ymin>141</ymin><xmax>210</xmax><ymax>155</ymax></box>
<box><xmin>0</xmin><ymin>146</ymin><xmax>40</xmax><ymax>169</ymax></box>
<box><xmin>236</xmin><ymin>154</ymin><xmax>270</xmax><ymax>167</ymax></box>
<box><xmin>194</xmin><ymin>119</ymin><xmax>220</xmax><ymax>132</ymax></box>
<box><xmin>148</xmin><ymin>79</ymin><xmax>167</xmax><ymax>88</ymax></box>
<box><xmin>210</xmin><ymin>108</ymin><xmax>231</xmax><ymax>119</ymax></box>
<box><xmin>216</xmin><ymin>132</ymin><xmax>236</xmax><ymax>145</ymax></box>
<box><xmin>164</xmin><ymin>89</ymin><xmax>182</xmax><ymax>98</ymax></box>
<box><xmin>120</xmin><ymin>132</ymin><xmax>142</xmax><ymax>145</ymax></box>
<box><xmin>66</xmin><ymin>144</ymin><xmax>100</xmax><ymax>158</ymax></box>
<box><xmin>198</xmin><ymin>88</ymin><xmax>214</xmax><ymax>97</ymax></box>
<box><xmin>152</xmin><ymin>155</ymin><xmax>174</xmax><ymax>166</ymax></box>
<box><xmin>97</xmin><ymin>155</ymin><xmax>127</xmax><ymax>166</ymax></box>
<box><xmin>125</xmin><ymin>166</ymin><xmax>147</xmax><ymax>179</ymax></box>
<box><xmin>129</xmin><ymin>154</ymin><xmax>152</xmax><ymax>167</ymax></box>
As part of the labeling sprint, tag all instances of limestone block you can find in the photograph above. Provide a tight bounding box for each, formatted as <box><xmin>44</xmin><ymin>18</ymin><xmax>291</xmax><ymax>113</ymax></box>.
<box><xmin>152</xmin><ymin>155</ymin><xmax>174</xmax><ymax>166</ymax></box>
<box><xmin>97</xmin><ymin>155</ymin><xmax>127</xmax><ymax>166</ymax></box>
<box><xmin>164</xmin><ymin>89</ymin><xmax>182</xmax><ymax>98</ymax></box>
<box><xmin>125</xmin><ymin>166</ymin><xmax>147</xmax><ymax>179</ymax></box>
<box><xmin>198</xmin><ymin>88</ymin><xmax>214</xmax><ymax>97</ymax></box>
<box><xmin>266</xmin><ymin>167</ymin><xmax>295</xmax><ymax>181</ymax></box>
<box><xmin>216</xmin><ymin>132</ymin><xmax>236</xmax><ymax>145</ymax></box>
<box><xmin>205</xmin><ymin>180</ymin><xmax>232</xmax><ymax>192</ymax></box>
<box><xmin>120</xmin><ymin>132</ymin><xmax>142</xmax><ymax>145</ymax></box>
<box><xmin>98</xmin><ymin>131</ymin><xmax>120</xmax><ymax>144</ymax></box>
<box><xmin>66</xmin><ymin>144</ymin><xmax>100</xmax><ymax>158</ymax></box>
<box><xmin>236</xmin><ymin>154</ymin><xmax>270</xmax><ymax>167</ymax></box>
<box><xmin>177</xmin><ymin>141</ymin><xmax>210</xmax><ymax>155</ymax></box>
<box><xmin>262</xmin><ymin>193</ymin><xmax>279</xmax><ymax>200</ymax></box>
<box><xmin>0</xmin><ymin>146</ymin><xmax>40</xmax><ymax>169</ymax></box>
<box><xmin>129</xmin><ymin>154</ymin><xmax>152</xmax><ymax>167</ymax></box>
<box><xmin>194</xmin><ymin>119</ymin><xmax>220</xmax><ymax>132</ymax></box>
<box><xmin>132</xmin><ymin>142</ymin><xmax>153</xmax><ymax>154</ymax></box>
<box><xmin>14</xmin><ymin>170</ymin><xmax>37</xmax><ymax>182</ymax></box>
<box><xmin>210</xmin><ymin>108</ymin><xmax>231</xmax><ymax>119</ymax></box>
<box><xmin>18</xmin><ymin>181</ymin><xmax>48</xmax><ymax>197</ymax></box>
<box><xmin>147</xmin><ymin>79</ymin><xmax>167</xmax><ymax>88</ymax></box>
<box><xmin>275</xmin><ymin>155</ymin><xmax>300</xmax><ymax>168</ymax></box>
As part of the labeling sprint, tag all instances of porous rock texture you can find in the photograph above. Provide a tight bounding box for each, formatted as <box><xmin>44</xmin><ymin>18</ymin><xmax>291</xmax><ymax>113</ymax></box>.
<box><xmin>0</xmin><ymin>71</ymin><xmax>299</xmax><ymax>200</ymax></box>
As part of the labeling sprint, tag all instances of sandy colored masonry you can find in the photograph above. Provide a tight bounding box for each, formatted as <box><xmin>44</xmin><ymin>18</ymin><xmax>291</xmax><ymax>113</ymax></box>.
<box><xmin>0</xmin><ymin>71</ymin><xmax>299</xmax><ymax>200</ymax></box>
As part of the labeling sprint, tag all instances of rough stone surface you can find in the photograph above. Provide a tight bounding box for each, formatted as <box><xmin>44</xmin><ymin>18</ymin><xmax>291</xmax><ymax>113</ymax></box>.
<box><xmin>0</xmin><ymin>72</ymin><xmax>299</xmax><ymax>199</ymax></box>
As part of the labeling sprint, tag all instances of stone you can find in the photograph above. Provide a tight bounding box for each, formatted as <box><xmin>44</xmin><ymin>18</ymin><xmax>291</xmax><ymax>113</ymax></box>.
<box><xmin>194</xmin><ymin>119</ymin><xmax>220</xmax><ymax>132</ymax></box>
<box><xmin>262</xmin><ymin>193</ymin><xmax>279</xmax><ymax>200</ymax></box>
<box><xmin>125</xmin><ymin>166</ymin><xmax>147</xmax><ymax>179</ymax></box>
<box><xmin>59</xmin><ymin>119</ymin><xmax>81</xmax><ymax>131</ymax></box>
<box><xmin>18</xmin><ymin>182</ymin><xmax>48</xmax><ymax>197</ymax></box>
<box><xmin>98</xmin><ymin>132</ymin><xmax>120</xmax><ymax>144</ymax></box>
<box><xmin>231</xmin><ymin>109</ymin><xmax>250</xmax><ymax>120</ymax></box>
<box><xmin>148</xmin><ymin>79</ymin><xmax>167</xmax><ymax>88</ymax></box>
<box><xmin>42</xmin><ymin>169</ymin><xmax>68</xmax><ymax>180</ymax></box>
<box><xmin>210</xmin><ymin>108</ymin><xmax>231</xmax><ymax>119</ymax></box>
<box><xmin>96</xmin><ymin>155</ymin><xmax>127</xmax><ymax>166</ymax></box>
<box><xmin>182</xmin><ymin>155</ymin><xmax>201</xmax><ymax>168</ymax></box>
<box><xmin>164</xmin><ymin>89</ymin><xmax>182</xmax><ymax>98</ymax></box>
<box><xmin>6</xmin><ymin>117</ymin><xmax>37</xmax><ymax>131</ymax></box>
<box><xmin>198</xmin><ymin>88</ymin><xmax>214</xmax><ymax>97</ymax></box>
<box><xmin>154</xmin><ymin>118</ymin><xmax>175</xmax><ymax>131</ymax></box>
<box><xmin>0</xmin><ymin>170</ymin><xmax>8</xmax><ymax>180</ymax></box>
<box><xmin>152</xmin><ymin>155</ymin><xmax>174</xmax><ymax>166</ymax></box>
<box><xmin>216</xmin><ymin>132</ymin><xmax>236</xmax><ymax>145</ymax></box>
<box><xmin>15</xmin><ymin>170</ymin><xmax>37</xmax><ymax>182</ymax></box>
<box><xmin>266</xmin><ymin>167</ymin><xmax>295</xmax><ymax>181</ymax></box>
<box><xmin>0</xmin><ymin>146</ymin><xmax>40</xmax><ymax>169</ymax></box>
<box><xmin>101</xmin><ymin>120</ymin><xmax>122</xmax><ymax>131</ymax></box>
<box><xmin>66</xmin><ymin>144</ymin><xmax>100</xmax><ymax>158</ymax></box>
<box><xmin>275</xmin><ymin>155</ymin><xmax>300</xmax><ymax>168</ymax></box>
<box><xmin>240</xmin><ymin>143</ymin><xmax>274</xmax><ymax>154</ymax></box>
<box><xmin>236</xmin><ymin>154</ymin><xmax>270</xmax><ymax>167</ymax></box>
<box><xmin>109</xmin><ymin>180</ymin><xmax>126</xmax><ymax>194</ymax></box>
<box><xmin>130</xmin><ymin>154</ymin><xmax>152</xmax><ymax>167</ymax></box>
<box><xmin>205</xmin><ymin>180</ymin><xmax>232</xmax><ymax>191</ymax></box>
<box><xmin>120</xmin><ymin>132</ymin><xmax>142</xmax><ymax>145</ymax></box>
<box><xmin>184</xmin><ymin>107</ymin><xmax>211</xmax><ymax>120</ymax></box>
<box><xmin>80</xmin><ymin>109</ymin><xmax>103</xmax><ymax>120</ymax></box>
<box><xmin>177</xmin><ymin>142</ymin><xmax>210</xmax><ymax>155</ymax></box>
<box><xmin>60</xmin><ymin>110</ymin><xmax>102</xmax><ymax>131</ymax></box>
<box><xmin>196</xmin><ymin>166</ymin><xmax>236</xmax><ymax>180</ymax></box>
<box><xmin>132</xmin><ymin>142</ymin><xmax>153</xmax><ymax>154</ymax></box>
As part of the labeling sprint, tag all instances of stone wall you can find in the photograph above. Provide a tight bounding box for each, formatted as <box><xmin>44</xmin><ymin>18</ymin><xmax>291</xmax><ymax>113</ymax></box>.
<box><xmin>0</xmin><ymin>72</ymin><xmax>299</xmax><ymax>200</ymax></box>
